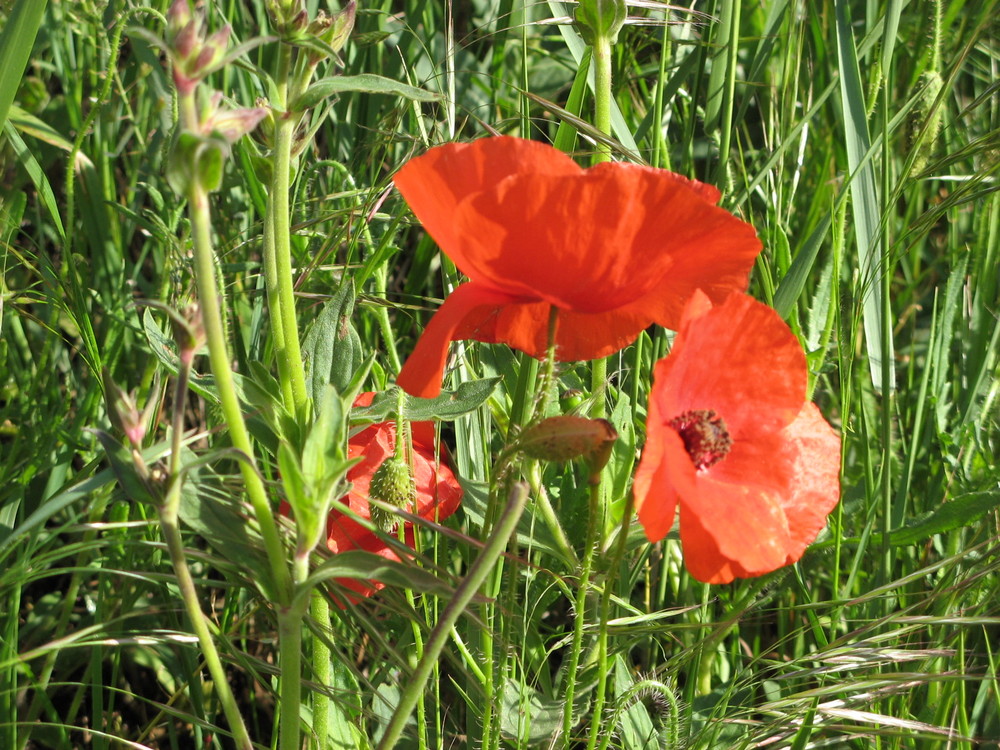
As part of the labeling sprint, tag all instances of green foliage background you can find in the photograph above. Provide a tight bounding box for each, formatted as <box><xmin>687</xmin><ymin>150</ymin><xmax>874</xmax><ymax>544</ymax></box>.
<box><xmin>1</xmin><ymin>0</ymin><xmax>998</xmax><ymax>748</ymax></box>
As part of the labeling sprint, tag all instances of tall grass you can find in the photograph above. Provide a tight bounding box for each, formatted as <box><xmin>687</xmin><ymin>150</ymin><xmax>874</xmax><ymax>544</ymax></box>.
<box><xmin>1</xmin><ymin>0</ymin><xmax>998</xmax><ymax>748</ymax></box>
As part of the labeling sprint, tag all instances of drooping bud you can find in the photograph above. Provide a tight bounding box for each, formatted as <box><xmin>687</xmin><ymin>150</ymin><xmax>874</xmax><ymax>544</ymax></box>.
<box><xmin>367</xmin><ymin>454</ymin><xmax>416</xmax><ymax>532</ymax></box>
<box><xmin>520</xmin><ymin>415</ymin><xmax>618</xmax><ymax>471</ymax></box>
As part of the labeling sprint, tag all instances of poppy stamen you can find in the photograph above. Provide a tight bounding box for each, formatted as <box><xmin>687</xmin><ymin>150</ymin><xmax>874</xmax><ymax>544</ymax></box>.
<box><xmin>669</xmin><ymin>409</ymin><xmax>732</xmax><ymax>470</ymax></box>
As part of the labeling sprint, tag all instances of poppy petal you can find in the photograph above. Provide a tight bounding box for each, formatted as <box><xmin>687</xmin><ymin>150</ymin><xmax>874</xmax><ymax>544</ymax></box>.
<box><xmin>396</xmin><ymin>282</ymin><xmax>525</xmax><ymax>398</ymax></box>
<box><xmin>658</xmin><ymin>292</ymin><xmax>806</xmax><ymax>433</ymax></box>
<box><xmin>679</xmin><ymin>474</ymin><xmax>791</xmax><ymax>583</ymax></box>
<box><xmin>393</xmin><ymin>137</ymin><xmax>581</xmax><ymax>277</ymax></box>
<box><xmin>452</xmin><ymin>163</ymin><xmax>760</xmax><ymax>312</ymax></box>
<box><xmin>775</xmin><ymin>403</ymin><xmax>841</xmax><ymax>564</ymax></box>
<box><xmin>634</xmin><ymin>404</ymin><xmax>694</xmax><ymax>542</ymax></box>
<box><xmin>474</xmin><ymin>301</ymin><xmax>657</xmax><ymax>361</ymax></box>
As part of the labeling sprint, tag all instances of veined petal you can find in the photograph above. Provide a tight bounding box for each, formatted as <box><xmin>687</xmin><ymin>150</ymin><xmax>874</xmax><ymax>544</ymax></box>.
<box><xmin>657</xmin><ymin>292</ymin><xmax>806</xmax><ymax>433</ymax></box>
<box><xmin>452</xmin><ymin>163</ymin><xmax>760</xmax><ymax>312</ymax></box>
<box><xmin>775</xmin><ymin>403</ymin><xmax>841</xmax><ymax>563</ymax></box>
<box><xmin>679</xmin><ymin>474</ymin><xmax>791</xmax><ymax>583</ymax></box>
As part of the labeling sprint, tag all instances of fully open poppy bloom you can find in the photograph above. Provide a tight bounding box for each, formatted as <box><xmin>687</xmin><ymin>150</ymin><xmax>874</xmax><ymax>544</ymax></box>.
<box><xmin>298</xmin><ymin>392</ymin><xmax>463</xmax><ymax>602</ymax></box>
<box><xmin>633</xmin><ymin>291</ymin><xmax>841</xmax><ymax>584</ymax></box>
<box><xmin>393</xmin><ymin>136</ymin><xmax>762</xmax><ymax>398</ymax></box>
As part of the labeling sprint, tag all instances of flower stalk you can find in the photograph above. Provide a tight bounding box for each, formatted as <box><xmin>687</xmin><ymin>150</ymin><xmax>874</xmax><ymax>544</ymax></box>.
<box><xmin>177</xmin><ymin>87</ymin><xmax>292</xmax><ymax>600</ymax></box>
<box><xmin>374</xmin><ymin>483</ymin><xmax>530</xmax><ymax>750</ymax></box>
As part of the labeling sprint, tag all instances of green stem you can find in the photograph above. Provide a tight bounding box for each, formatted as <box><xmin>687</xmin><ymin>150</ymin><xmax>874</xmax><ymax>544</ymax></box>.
<box><xmin>310</xmin><ymin>592</ymin><xmax>331</xmax><ymax>749</ymax></box>
<box><xmin>561</xmin><ymin>480</ymin><xmax>602</xmax><ymax>746</ymax></box>
<box><xmin>159</xmin><ymin>499</ymin><xmax>253</xmax><ymax>750</ymax></box>
<box><xmin>160</xmin><ymin>356</ymin><xmax>251</xmax><ymax>749</ymax></box>
<box><xmin>375</xmin><ymin>483</ymin><xmax>530</xmax><ymax>750</ymax></box>
<box><xmin>278</xmin><ymin>603</ymin><xmax>307</xmax><ymax>750</ymax></box>
<box><xmin>264</xmin><ymin>44</ymin><xmax>309</xmax><ymax>416</ymax></box>
<box><xmin>178</xmin><ymin>93</ymin><xmax>292</xmax><ymax>601</ymax></box>
<box><xmin>591</xmin><ymin>494</ymin><xmax>634</xmax><ymax>750</ymax></box>
<box><xmin>574</xmin><ymin>29</ymin><xmax>615</xmax><ymax>748</ymax></box>
<box><xmin>592</xmin><ymin>34</ymin><xmax>613</xmax><ymax>166</ymax></box>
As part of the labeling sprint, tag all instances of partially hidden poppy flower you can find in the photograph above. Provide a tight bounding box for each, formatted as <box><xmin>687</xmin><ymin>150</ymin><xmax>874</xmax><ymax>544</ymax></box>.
<box><xmin>633</xmin><ymin>291</ymin><xmax>841</xmax><ymax>584</ymax></box>
<box><xmin>286</xmin><ymin>392</ymin><xmax>463</xmax><ymax>603</ymax></box>
<box><xmin>393</xmin><ymin>136</ymin><xmax>762</xmax><ymax>398</ymax></box>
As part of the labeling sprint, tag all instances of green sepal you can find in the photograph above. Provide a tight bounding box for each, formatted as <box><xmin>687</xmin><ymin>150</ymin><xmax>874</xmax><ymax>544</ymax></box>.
<box><xmin>167</xmin><ymin>132</ymin><xmax>227</xmax><ymax>194</ymax></box>
<box><xmin>574</xmin><ymin>0</ymin><xmax>627</xmax><ymax>46</ymax></box>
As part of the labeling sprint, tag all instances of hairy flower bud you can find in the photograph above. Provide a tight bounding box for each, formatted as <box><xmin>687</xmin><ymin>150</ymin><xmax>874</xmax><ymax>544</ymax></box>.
<box><xmin>520</xmin><ymin>416</ymin><xmax>617</xmax><ymax>470</ymax></box>
<box><xmin>367</xmin><ymin>455</ymin><xmax>416</xmax><ymax>532</ymax></box>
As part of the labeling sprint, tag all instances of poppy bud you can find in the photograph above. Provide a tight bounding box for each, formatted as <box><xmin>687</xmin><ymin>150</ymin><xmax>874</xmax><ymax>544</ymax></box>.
<box><xmin>367</xmin><ymin>455</ymin><xmax>416</xmax><ymax>532</ymax></box>
<box><xmin>519</xmin><ymin>415</ymin><xmax>617</xmax><ymax>470</ymax></box>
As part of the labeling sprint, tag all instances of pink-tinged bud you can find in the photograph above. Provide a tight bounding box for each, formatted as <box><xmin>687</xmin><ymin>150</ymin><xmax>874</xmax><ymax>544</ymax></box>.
<box><xmin>171</xmin><ymin>304</ymin><xmax>206</xmax><ymax>365</ymax></box>
<box><xmin>167</xmin><ymin>0</ymin><xmax>194</xmax><ymax>38</ymax></box>
<box><xmin>207</xmin><ymin>106</ymin><xmax>268</xmax><ymax>143</ymax></box>
<box><xmin>519</xmin><ymin>416</ymin><xmax>618</xmax><ymax>469</ymax></box>
<box><xmin>327</xmin><ymin>1</ymin><xmax>356</xmax><ymax>54</ymax></box>
<box><xmin>305</xmin><ymin>2</ymin><xmax>355</xmax><ymax>60</ymax></box>
<box><xmin>172</xmin><ymin>19</ymin><xmax>200</xmax><ymax>60</ymax></box>
<box><xmin>102</xmin><ymin>369</ymin><xmax>146</xmax><ymax>449</ymax></box>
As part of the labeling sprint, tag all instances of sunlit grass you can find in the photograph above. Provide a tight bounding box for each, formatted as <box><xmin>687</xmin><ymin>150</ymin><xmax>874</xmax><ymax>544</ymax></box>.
<box><xmin>1</xmin><ymin>0</ymin><xmax>998</xmax><ymax>748</ymax></box>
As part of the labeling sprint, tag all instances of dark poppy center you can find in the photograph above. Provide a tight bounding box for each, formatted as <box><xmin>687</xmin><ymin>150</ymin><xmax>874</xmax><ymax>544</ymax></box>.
<box><xmin>668</xmin><ymin>409</ymin><xmax>732</xmax><ymax>470</ymax></box>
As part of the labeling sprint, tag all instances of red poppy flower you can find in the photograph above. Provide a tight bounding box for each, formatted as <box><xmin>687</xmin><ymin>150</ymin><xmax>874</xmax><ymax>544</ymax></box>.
<box><xmin>633</xmin><ymin>291</ymin><xmax>841</xmax><ymax>584</ymax></box>
<box><xmin>288</xmin><ymin>392</ymin><xmax>463</xmax><ymax>602</ymax></box>
<box><xmin>393</xmin><ymin>136</ymin><xmax>762</xmax><ymax>398</ymax></box>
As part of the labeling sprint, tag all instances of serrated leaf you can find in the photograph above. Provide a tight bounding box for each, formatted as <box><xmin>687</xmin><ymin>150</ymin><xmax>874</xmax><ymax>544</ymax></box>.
<box><xmin>501</xmin><ymin>680</ymin><xmax>564</xmax><ymax>745</ymax></box>
<box><xmin>614</xmin><ymin>656</ymin><xmax>661</xmax><ymax>748</ymax></box>
<box><xmin>292</xmin><ymin>74</ymin><xmax>441</xmax><ymax>111</ymax></box>
<box><xmin>354</xmin><ymin>379</ymin><xmax>500</xmax><ymax>424</ymax></box>
<box><xmin>176</xmin><ymin>456</ymin><xmax>274</xmax><ymax>594</ymax></box>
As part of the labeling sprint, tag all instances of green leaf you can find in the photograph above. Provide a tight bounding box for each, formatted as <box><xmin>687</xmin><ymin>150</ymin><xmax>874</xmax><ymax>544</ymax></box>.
<box><xmin>0</xmin><ymin>0</ymin><xmax>47</xmax><ymax>133</ymax></box>
<box><xmin>887</xmin><ymin>491</ymin><xmax>1000</xmax><ymax>547</ymax></box>
<box><xmin>292</xmin><ymin>74</ymin><xmax>441</xmax><ymax>111</ymax></box>
<box><xmin>2</xmin><ymin>122</ymin><xmax>65</xmax><ymax>239</ymax></box>
<box><xmin>293</xmin><ymin>550</ymin><xmax>454</xmax><ymax>610</ymax></box>
<box><xmin>303</xmin><ymin>282</ymin><xmax>364</xmax><ymax>404</ymax></box>
<box><xmin>90</xmin><ymin>429</ymin><xmax>160</xmax><ymax>506</ymax></box>
<box><xmin>834</xmin><ymin>0</ymin><xmax>893</xmax><ymax>391</ymax></box>
<box><xmin>501</xmin><ymin>680</ymin><xmax>564</xmax><ymax>745</ymax></box>
<box><xmin>7</xmin><ymin>103</ymin><xmax>73</xmax><ymax>151</ymax></box>
<box><xmin>613</xmin><ymin>656</ymin><xmax>661</xmax><ymax>748</ymax></box>
<box><xmin>773</xmin><ymin>212</ymin><xmax>832</xmax><ymax>319</ymax></box>
<box><xmin>353</xmin><ymin>379</ymin><xmax>500</xmax><ymax>424</ymax></box>
<box><xmin>176</xmin><ymin>456</ymin><xmax>275</xmax><ymax>593</ymax></box>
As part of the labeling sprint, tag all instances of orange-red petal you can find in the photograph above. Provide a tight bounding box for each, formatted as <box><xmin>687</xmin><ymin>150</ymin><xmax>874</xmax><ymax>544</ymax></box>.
<box><xmin>396</xmin><ymin>282</ymin><xmax>527</xmax><ymax>398</ymax></box>
<box><xmin>635</xmin><ymin>291</ymin><xmax>841</xmax><ymax>583</ymax></box>
<box><xmin>652</xmin><ymin>291</ymin><xmax>806</xmax><ymax>435</ymax></box>
<box><xmin>450</xmin><ymin>162</ymin><xmax>760</xmax><ymax>312</ymax></box>
<box><xmin>393</xmin><ymin>137</ymin><xmax>580</xmax><ymax>275</ymax></box>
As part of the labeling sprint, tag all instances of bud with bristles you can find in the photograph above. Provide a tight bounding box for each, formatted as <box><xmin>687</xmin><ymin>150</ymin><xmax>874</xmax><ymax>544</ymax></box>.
<box><xmin>367</xmin><ymin>455</ymin><xmax>416</xmax><ymax>532</ymax></box>
<box><xmin>520</xmin><ymin>416</ymin><xmax>618</xmax><ymax>468</ymax></box>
